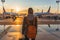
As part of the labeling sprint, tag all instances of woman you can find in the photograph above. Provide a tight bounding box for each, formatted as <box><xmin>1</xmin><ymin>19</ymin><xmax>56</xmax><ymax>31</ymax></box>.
<box><xmin>22</xmin><ymin>8</ymin><xmax>37</xmax><ymax>40</ymax></box>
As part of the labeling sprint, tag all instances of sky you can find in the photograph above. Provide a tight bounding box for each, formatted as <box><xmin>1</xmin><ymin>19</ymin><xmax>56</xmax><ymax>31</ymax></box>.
<box><xmin>0</xmin><ymin>0</ymin><xmax>60</xmax><ymax>13</ymax></box>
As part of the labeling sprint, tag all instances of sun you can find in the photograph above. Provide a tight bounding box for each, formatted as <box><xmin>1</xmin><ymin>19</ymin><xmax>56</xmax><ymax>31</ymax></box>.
<box><xmin>15</xmin><ymin>7</ymin><xmax>20</xmax><ymax>12</ymax></box>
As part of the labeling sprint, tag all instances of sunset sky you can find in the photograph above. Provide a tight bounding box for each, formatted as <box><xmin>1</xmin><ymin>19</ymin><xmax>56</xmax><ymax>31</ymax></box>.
<box><xmin>0</xmin><ymin>0</ymin><xmax>60</xmax><ymax>13</ymax></box>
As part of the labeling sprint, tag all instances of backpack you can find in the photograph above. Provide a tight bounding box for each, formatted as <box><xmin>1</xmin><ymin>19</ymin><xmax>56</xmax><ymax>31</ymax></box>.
<box><xmin>26</xmin><ymin>16</ymin><xmax>36</xmax><ymax>38</ymax></box>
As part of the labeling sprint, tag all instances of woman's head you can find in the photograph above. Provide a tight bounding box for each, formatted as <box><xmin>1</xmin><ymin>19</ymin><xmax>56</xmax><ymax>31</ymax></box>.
<box><xmin>28</xmin><ymin>8</ymin><xmax>33</xmax><ymax>14</ymax></box>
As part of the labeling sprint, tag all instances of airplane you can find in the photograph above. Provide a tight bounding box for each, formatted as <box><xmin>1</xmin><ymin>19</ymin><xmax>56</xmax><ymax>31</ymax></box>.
<box><xmin>34</xmin><ymin>6</ymin><xmax>51</xmax><ymax>17</ymax></box>
<box><xmin>34</xmin><ymin>6</ymin><xmax>60</xmax><ymax>20</ymax></box>
<box><xmin>0</xmin><ymin>6</ymin><xmax>17</xmax><ymax>19</ymax></box>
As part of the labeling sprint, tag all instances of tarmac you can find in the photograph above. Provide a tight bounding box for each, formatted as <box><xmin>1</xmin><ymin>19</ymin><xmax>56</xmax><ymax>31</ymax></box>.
<box><xmin>0</xmin><ymin>25</ymin><xmax>60</xmax><ymax>40</ymax></box>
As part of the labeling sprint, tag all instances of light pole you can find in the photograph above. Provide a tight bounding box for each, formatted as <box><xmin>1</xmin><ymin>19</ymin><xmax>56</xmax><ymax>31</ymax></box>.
<box><xmin>1</xmin><ymin>0</ymin><xmax>5</xmax><ymax>19</ymax></box>
<box><xmin>56</xmin><ymin>0</ymin><xmax>60</xmax><ymax>31</ymax></box>
<box><xmin>56</xmin><ymin>0</ymin><xmax>60</xmax><ymax>14</ymax></box>
<box><xmin>1</xmin><ymin>0</ymin><xmax>5</xmax><ymax>31</ymax></box>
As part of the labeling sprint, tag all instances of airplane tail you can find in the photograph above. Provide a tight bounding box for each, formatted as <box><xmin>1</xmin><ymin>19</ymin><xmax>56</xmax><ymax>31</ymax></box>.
<box><xmin>47</xmin><ymin>6</ymin><xmax>51</xmax><ymax>13</ymax></box>
<box><xmin>3</xmin><ymin>7</ymin><xmax>6</xmax><ymax>13</ymax></box>
<box><xmin>42</xmin><ymin>9</ymin><xmax>43</xmax><ymax>13</ymax></box>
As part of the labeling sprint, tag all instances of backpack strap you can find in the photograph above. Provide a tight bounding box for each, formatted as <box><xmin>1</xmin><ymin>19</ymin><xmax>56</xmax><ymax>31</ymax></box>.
<box><xmin>26</xmin><ymin>16</ymin><xmax>36</xmax><ymax>26</ymax></box>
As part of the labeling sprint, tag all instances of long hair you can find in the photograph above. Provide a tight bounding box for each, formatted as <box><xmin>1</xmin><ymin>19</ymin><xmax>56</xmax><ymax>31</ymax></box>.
<box><xmin>28</xmin><ymin>8</ymin><xmax>33</xmax><ymax>15</ymax></box>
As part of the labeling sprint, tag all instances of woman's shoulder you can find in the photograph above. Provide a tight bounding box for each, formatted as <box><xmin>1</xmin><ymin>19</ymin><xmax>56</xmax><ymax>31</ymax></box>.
<box><xmin>24</xmin><ymin>15</ymin><xmax>37</xmax><ymax>20</ymax></box>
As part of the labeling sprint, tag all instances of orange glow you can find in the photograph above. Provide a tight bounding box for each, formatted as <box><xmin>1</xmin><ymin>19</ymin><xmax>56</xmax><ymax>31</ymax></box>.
<box><xmin>18</xmin><ymin>9</ymin><xmax>28</xmax><ymax>15</ymax></box>
<box><xmin>15</xmin><ymin>7</ymin><xmax>20</xmax><ymax>13</ymax></box>
<box><xmin>0</xmin><ymin>6</ymin><xmax>60</xmax><ymax>14</ymax></box>
<box><xmin>8</xmin><ymin>32</ymin><xmax>23</xmax><ymax>39</ymax></box>
<box><xmin>14</xmin><ymin>18</ymin><xmax>23</xmax><ymax>25</ymax></box>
